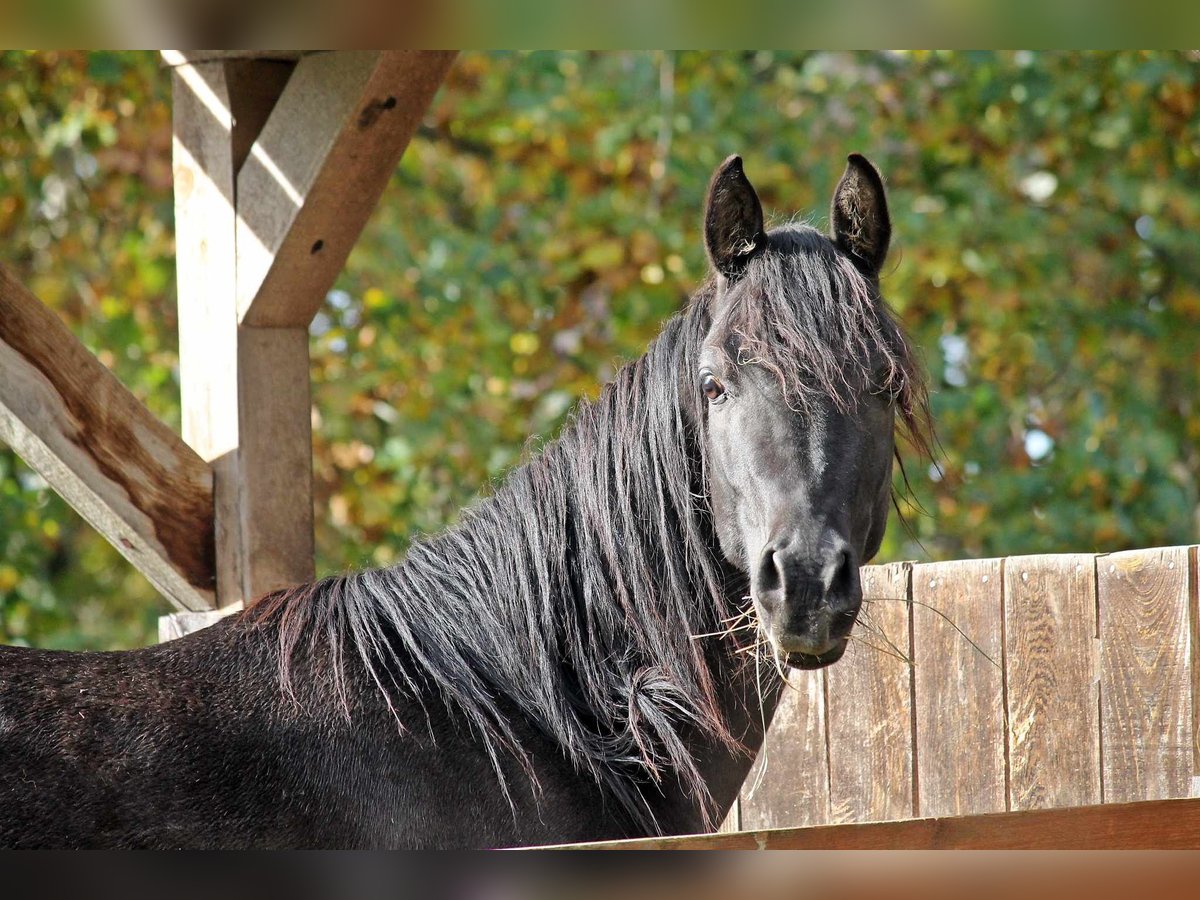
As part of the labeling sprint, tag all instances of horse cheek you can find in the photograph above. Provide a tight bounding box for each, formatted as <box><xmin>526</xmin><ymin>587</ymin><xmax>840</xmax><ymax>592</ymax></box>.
<box><xmin>706</xmin><ymin>424</ymin><xmax>749</xmax><ymax>569</ymax></box>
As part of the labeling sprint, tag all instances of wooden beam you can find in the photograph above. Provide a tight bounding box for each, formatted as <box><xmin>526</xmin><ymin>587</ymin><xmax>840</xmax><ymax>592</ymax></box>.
<box><xmin>172</xmin><ymin>57</ymin><xmax>314</xmax><ymax>605</ymax></box>
<box><xmin>1191</xmin><ymin>544</ymin><xmax>1200</xmax><ymax>791</ymax></box>
<box><xmin>550</xmin><ymin>795</ymin><xmax>1200</xmax><ymax>850</ymax></box>
<box><xmin>235</xmin><ymin>49</ymin><xmax>456</xmax><ymax>328</ymax></box>
<box><xmin>0</xmin><ymin>264</ymin><xmax>215</xmax><ymax>612</ymax></box>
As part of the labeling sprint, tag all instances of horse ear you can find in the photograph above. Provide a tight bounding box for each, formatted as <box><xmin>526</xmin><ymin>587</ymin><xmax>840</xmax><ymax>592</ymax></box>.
<box><xmin>704</xmin><ymin>155</ymin><xmax>765</xmax><ymax>279</ymax></box>
<box><xmin>830</xmin><ymin>153</ymin><xmax>891</xmax><ymax>277</ymax></box>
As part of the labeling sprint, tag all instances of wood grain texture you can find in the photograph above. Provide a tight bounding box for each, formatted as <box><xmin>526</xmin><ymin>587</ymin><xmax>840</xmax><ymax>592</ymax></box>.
<box><xmin>236</xmin><ymin>50</ymin><xmax>457</xmax><ymax>328</ymax></box>
<box><xmin>826</xmin><ymin>562</ymin><xmax>914</xmax><ymax>823</ymax></box>
<box><xmin>173</xmin><ymin>61</ymin><xmax>316</xmax><ymax>605</ymax></box>
<box><xmin>1099</xmin><ymin>546</ymin><xmax>1192</xmax><ymax>803</ymax></box>
<box><xmin>912</xmin><ymin>557</ymin><xmax>1006</xmax><ymax>817</ymax></box>
<box><xmin>0</xmin><ymin>265</ymin><xmax>215</xmax><ymax>611</ymax></box>
<box><xmin>1004</xmin><ymin>554</ymin><xmax>1101</xmax><ymax>810</ymax></box>
<box><xmin>554</xmin><ymin>796</ymin><xmax>1200</xmax><ymax>850</ymax></box>
<box><xmin>739</xmin><ymin>668</ymin><xmax>829</xmax><ymax>829</ymax></box>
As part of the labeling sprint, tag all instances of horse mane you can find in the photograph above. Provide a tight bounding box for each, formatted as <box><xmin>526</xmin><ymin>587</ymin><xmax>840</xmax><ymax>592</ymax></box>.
<box><xmin>246</xmin><ymin>223</ymin><xmax>929</xmax><ymax>835</ymax></box>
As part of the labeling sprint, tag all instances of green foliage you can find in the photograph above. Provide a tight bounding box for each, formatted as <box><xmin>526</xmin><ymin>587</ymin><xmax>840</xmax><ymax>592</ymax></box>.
<box><xmin>3</xmin><ymin>51</ymin><xmax>1198</xmax><ymax>649</ymax></box>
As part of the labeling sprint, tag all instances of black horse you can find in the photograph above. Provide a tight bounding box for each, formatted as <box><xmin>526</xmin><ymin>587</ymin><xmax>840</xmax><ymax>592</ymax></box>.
<box><xmin>0</xmin><ymin>154</ymin><xmax>928</xmax><ymax>848</ymax></box>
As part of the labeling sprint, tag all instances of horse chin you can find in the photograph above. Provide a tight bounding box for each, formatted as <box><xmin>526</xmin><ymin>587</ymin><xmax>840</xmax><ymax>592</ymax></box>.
<box><xmin>781</xmin><ymin>638</ymin><xmax>848</xmax><ymax>670</ymax></box>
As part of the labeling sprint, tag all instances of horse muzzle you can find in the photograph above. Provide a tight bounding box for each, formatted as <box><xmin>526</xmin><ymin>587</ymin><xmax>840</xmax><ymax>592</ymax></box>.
<box><xmin>751</xmin><ymin>530</ymin><xmax>862</xmax><ymax>668</ymax></box>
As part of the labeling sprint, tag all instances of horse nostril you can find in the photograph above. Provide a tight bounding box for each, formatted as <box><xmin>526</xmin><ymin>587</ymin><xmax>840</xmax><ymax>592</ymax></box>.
<box><xmin>828</xmin><ymin>548</ymin><xmax>860</xmax><ymax>613</ymax></box>
<box><xmin>755</xmin><ymin>544</ymin><xmax>782</xmax><ymax>594</ymax></box>
<box><xmin>831</xmin><ymin>548</ymin><xmax>851</xmax><ymax>586</ymax></box>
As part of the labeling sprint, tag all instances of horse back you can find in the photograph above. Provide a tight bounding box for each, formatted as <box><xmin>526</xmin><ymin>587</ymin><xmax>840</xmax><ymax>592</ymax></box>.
<box><xmin>0</xmin><ymin>619</ymin><xmax>624</xmax><ymax>848</ymax></box>
<box><xmin>0</xmin><ymin>623</ymin><xmax>306</xmax><ymax>847</ymax></box>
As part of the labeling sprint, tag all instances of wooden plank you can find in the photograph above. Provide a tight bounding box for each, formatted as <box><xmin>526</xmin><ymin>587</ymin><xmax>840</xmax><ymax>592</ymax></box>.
<box><xmin>551</xmin><ymin>796</ymin><xmax>1200</xmax><ymax>850</ymax></box>
<box><xmin>1099</xmin><ymin>546</ymin><xmax>1192</xmax><ymax>802</ymax></box>
<box><xmin>912</xmin><ymin>557</ymin><xmax>1006</xmax><ymax>816</ymax></box>
<box><xmin>1004</xmin><ymin>553</ymin><xmax>1101</xmax><ymax>810</ymax></box>
<box><xmin>739</xmin><ymin>668</ymin><xmax>829</xmax><ymax>829</ymax></box>
<box><xmin>0</xmin><ymin>265</ymin><xmax>215</xmax><ymax>611</ymax></box>
<box><xmin>826</xmin><ymin>562</ymin><xmax>914</xmax><ymax>823</ymax></box>
<box><xmin>235</xmin><ymin>50</ymin><xmax>456</xmax><ymax>328</ymax></box>
<box><xmin>173</xmin><ymin>60</ymin><xmax>316</xmax><ymax>605</ymax></box>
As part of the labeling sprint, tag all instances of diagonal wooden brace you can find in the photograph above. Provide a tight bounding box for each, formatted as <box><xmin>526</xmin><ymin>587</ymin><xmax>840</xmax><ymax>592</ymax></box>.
<box><xmin>0</xmin><ymin>265</ymin><xmax>216</xmax><ymax>612</ymax></box>
<box><xmin>236</xmin><ymin>50</ymin><xmax>457</xmax><ymax>328</ymax></box>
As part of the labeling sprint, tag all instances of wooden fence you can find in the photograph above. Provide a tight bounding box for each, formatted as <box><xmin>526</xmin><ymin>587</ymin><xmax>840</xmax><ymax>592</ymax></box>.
<box><xmin>724</xmin><ymin>545</ymin><xmax>1200</xmax><ymax>832</ymax></box>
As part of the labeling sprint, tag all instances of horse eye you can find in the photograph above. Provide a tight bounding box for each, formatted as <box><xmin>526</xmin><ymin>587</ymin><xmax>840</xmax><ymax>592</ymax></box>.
<box><xmin>701</xmin><ymin>374</ymin><xmax>726</xmax><ymax>403</ymax></box>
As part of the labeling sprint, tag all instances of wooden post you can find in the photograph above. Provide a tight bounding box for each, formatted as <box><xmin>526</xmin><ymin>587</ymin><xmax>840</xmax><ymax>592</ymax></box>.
<box><xmin>169</xmin><ymin>53</ymin><xmax>313</xmax><ymax>620</ymax></box>
<box><xmin>161</xmin><ymin>50</ymin><xmax>455</xmax><ymax>637</ymax></box>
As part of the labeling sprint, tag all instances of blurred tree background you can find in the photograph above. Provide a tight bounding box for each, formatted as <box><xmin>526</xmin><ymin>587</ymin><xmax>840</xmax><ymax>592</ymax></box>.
<box><xmin>2</xmin><ymin>50</ymin><xmax>1198</xmax><ymax>649</ymax></box>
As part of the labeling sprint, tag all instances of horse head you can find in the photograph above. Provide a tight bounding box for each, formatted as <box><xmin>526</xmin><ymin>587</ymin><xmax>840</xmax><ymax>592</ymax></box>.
<box><xmin>697</xmin><ymin>154</ymin><xmax>917</xmax><ymax>670</ymax></box>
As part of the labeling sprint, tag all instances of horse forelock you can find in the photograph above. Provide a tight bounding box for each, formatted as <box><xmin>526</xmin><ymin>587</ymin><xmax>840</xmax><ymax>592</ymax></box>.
<box><xmin>705</xmin><ymin>224</ymin><xmax>931</xmax><ymax>458</ymax></box>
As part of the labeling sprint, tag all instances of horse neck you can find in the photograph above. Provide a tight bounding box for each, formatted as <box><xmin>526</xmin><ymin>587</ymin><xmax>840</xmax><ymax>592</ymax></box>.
<box><xmin>276</xmin><ymin>307</ymin><xmax>770</xmax><ymax>835</ymax></box>
<box><xmin>547</xmin><ymin>308</ymin><xmax>788</xmax><ymax>831</ymax></box>
<box><xmin>533</xmin><ymin>315</ymin><xmax>785</xmax><ymax>832</ymax></box>
<box><xmin>641</xmin><ymin>606</ymin><xmax>788</xmax><ymax>833</ymax></box>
